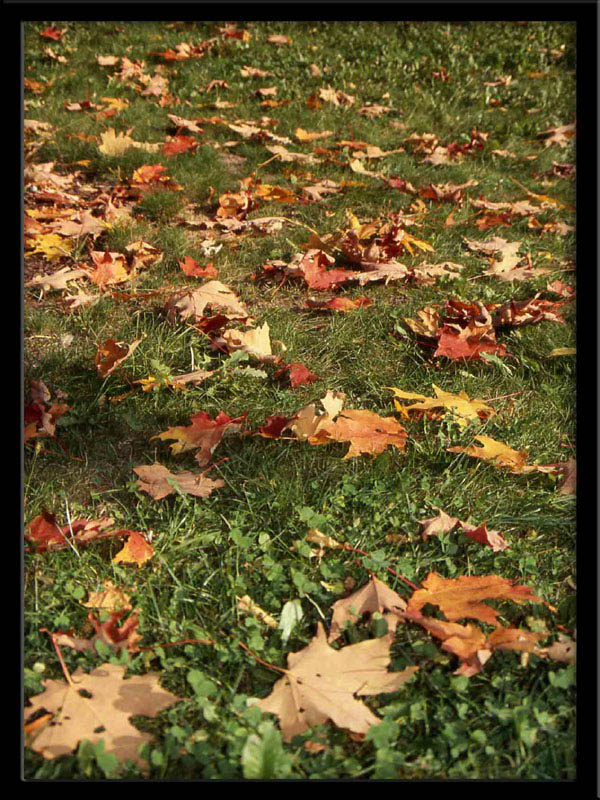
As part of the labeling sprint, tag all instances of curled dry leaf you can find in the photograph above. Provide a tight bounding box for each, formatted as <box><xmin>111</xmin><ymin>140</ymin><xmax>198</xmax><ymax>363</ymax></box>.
<box><xmin>54</xmin><ymin>608</ymin><xmax>142</xmax><ymax>653</ymax></box>
<box><xmin>133</xmin><ymin>463</ymin><xmax>225</xmax><ymax>500</ymax></box>
<box><xmin>25</xmin><ymin>512</ymin><xmax>117</xmax><ymax>553</ymax></box>
<box><xmin>26</xmin><ymin>267</ymin><xmax>88</xmax><ymax>294</ymax></box>
<box><xmin>254</xmin><ymin>622</ymin><xmax>418</xmax><ymax>742</ymax></box>
<box><xmin>24</xmin><ymin>663</ymin><xmax>180</xmax><ymax>772</ymax></box>
<box><xmin>237</xmin><ymin>595</ymin><xmax>278</xmax><ymax>628</ymax></box>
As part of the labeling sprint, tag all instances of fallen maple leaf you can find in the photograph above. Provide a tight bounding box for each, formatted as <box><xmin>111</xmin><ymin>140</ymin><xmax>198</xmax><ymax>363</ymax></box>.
<box><xmin>112</xmin><ymin>531</ymin><xmax>154</xmax><ymax>567</ymax></box>
<box><xmin>162</xmin><ymin>135</ymin><xmax>199</xmax><ymax>157</ymax></box>
<box><xmin>305</xmin><ymin>296</ymin><xmax>373</xmax><ymax>313</ymax></box>
<box><xmin>152</xmin><ymin>410</ymin><xmax>246</xmax><ymax>465</ymax></box>
<box><xmin>98</xmin><ymin>128</ymin><xmax>161</xmax><ymax>156</ymax></box>
<box><xmin>328</xmin><ymin>576</ymin><xmax>407</xmax><ymax>642</ymax></box>
<box><xmin>254</xmin><ymin>622</ymin><xmax>417</xmax><ymax>742</ymax></box>
<box><xmin>274</xmin><ymin>362</ymin><xmax>320</xmax><ymax>390</ymax></box>
<box><xmin>418</xmin><ymin>508</ymin><xmax>461</xmax><ymax>540</ymax></box>
<box><xmin>86</xmin><ymin>250</ymin><xmax>130</xmax><ymax>288</ymax></box>
<box><xmin>386</xmin><ymin>384</ymin><xmax>494</xmax><ymax>427</ymax></box>
<box><xmin>178</xmin><ymin>257</ymin><xmax>218</xmax><ymax>278</ymax></box>
<box><xmin>237</xmin><ymin>595</ymin><xmax>278</xmax><ymax>628</ymax></box>
<box><xmin>133</xmin><ymin>463</ymin><xmax>224</xmax><ymax>500</ymax></box>
<box><xmin>25</xmin><ymin>513</ymin><xmax>117</xmax><ymax>553</ymax></box>
<box><xmin>164</xmin><ymin>281</ymin><xmax>248</xmax><ymax>323</ymax></box>
<box><xmin>266</xmin><ymin>34</ymin><xmax>292</xmax><ymax>45</ymax></box>
<box><xmin>24</xmin><ymin>663</ymin><xmax>180</xmax><ymax>771</ymax></box>
<box><xmin>406</xmin><ymin>572</ymin><xmax>544</xmax><ymax>625</ymax></box>
<box><xmin>216</xmin><ymin>322</ymin><xmax>278</xmax><ymax>363</ymax></box>
<box><xmin>537</xmin><ymin>122</ymin><xmax>575</xmax><ymax>148</ymax></box>
<box><xmin>82</xmin><ymin>580</ymin><xmax>133</xmax><ymax>612</ymax></box>
<box><xmin>447</xmin><ymin>435</ymin><xmax>534</xmax><ymax>472</ymax></box>
<box><xmin>310</xmin><ymin>408</ymin><xmax>407</xmax><ymax>459</ymax></box>
<box><xmin>94</xmin><ymin>337</ymin><xmax>142</xmax><ymax>378</ymax></box>
<box><xmin>55</xmin><ymin>608</ymin><xmax>142</xmax><ymax>653</ymax></box>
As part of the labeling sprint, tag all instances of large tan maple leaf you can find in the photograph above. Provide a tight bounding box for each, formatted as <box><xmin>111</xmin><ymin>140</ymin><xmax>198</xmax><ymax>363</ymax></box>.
<box><xmin>25</xmin><ymin>663</ymin><xmax>180</xmax><ymax>771</ymax></box>
<box><xmin>254</xmin><ymin>622</ymin><xmax>418</xmax><ymax>742</ymax></box>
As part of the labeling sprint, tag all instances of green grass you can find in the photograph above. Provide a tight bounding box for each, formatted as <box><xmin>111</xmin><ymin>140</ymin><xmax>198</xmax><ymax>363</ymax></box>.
<box><xmin>24</xmin><ymin>21</ymin><xmax>575</xmax><ymax>780</ymax></box>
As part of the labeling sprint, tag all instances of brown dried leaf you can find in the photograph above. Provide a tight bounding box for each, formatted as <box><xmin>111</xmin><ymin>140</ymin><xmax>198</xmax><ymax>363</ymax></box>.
<box><xmin>254</xmin><ymin>622</ymin><xmax>418</xmax><ymax>741</ymax></box>
<box><xmin>133</xmin><ymin>463</ymin><xmax>224</xmax><ymax>500</ymax></box>
<box><xmin>24</xmin><ymin>663</ymin><xmax>180</xmax><ymax>771</ymax></box>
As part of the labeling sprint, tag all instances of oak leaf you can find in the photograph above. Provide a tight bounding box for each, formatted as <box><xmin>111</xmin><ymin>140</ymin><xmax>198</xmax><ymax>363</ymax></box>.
<box><xmin>254</xmin><ymin>622</ymin><xmax>418</xmax><ymax>741</ymax></box>
<box><xmin>133</xmin><ymin>463</ymin><xmax>224</xmax><ymax>500</ymax></box>
<box><xmin>24</xmin><ymin>663</ymin><xmax>180</xmax><ymax>771</ymax></box>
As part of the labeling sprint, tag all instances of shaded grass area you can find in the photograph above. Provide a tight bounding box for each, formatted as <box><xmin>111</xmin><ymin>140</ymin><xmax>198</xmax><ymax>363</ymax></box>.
<box><xmin>24</xmin><ymin>20</ymin><xmax>575</xmax><ymax>779</ymax></box>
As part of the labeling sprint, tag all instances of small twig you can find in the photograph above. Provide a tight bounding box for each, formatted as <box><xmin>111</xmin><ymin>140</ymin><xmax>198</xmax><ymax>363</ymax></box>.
<box><xmin>484</xmin><ymin>390</ymin><xmax>529</xmax><ymax>403</ymax></box>
<box><xmin>63</xmin><ymin>497</ymin><xmax>81</xmax><ymax>559</ymax></box>
<box><xmin>199</xmin><ymin>457</ymin><xmax>230</xmax><ymax>477</ymax></box>
<box><xmin>238</xmin><ymin>640</ymin><xmax>288</xmax><ymax>674</ymax></box>
<box><xmin>342</xmin><ymin>543</ymin><xmax>420</xmax><ymax>591</ymax></box>
<box><xmin>139</xmin><ymin>637</ymin><xmax>215</xmax><ymax>651</ymax></box>
<box><xmin>40</xmin><ymin>628</ymin><xmax>80</xmax><ymax>686</ymax></box>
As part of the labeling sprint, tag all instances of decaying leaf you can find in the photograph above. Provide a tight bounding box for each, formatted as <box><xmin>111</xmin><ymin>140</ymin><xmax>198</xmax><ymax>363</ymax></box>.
<box><xmin>254</xmin><ymin>622</ymin><xmax>418</xmax><ymax>742</ymax></box>
<box><xmin>24</xmin><ymin>663</ymin><xmax>180</xmax><ymax>772</ymax></box>
<box><xmin>133</xmin><ymin>463</ymin><xmax>224</xmax><ymax>500</ymax></box>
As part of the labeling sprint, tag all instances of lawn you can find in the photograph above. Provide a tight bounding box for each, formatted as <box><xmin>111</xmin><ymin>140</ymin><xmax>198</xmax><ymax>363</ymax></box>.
<box><xmin>24</xmin><ymin>20</ymin><xmax>576</xmax><ymax>780</ymax></box>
